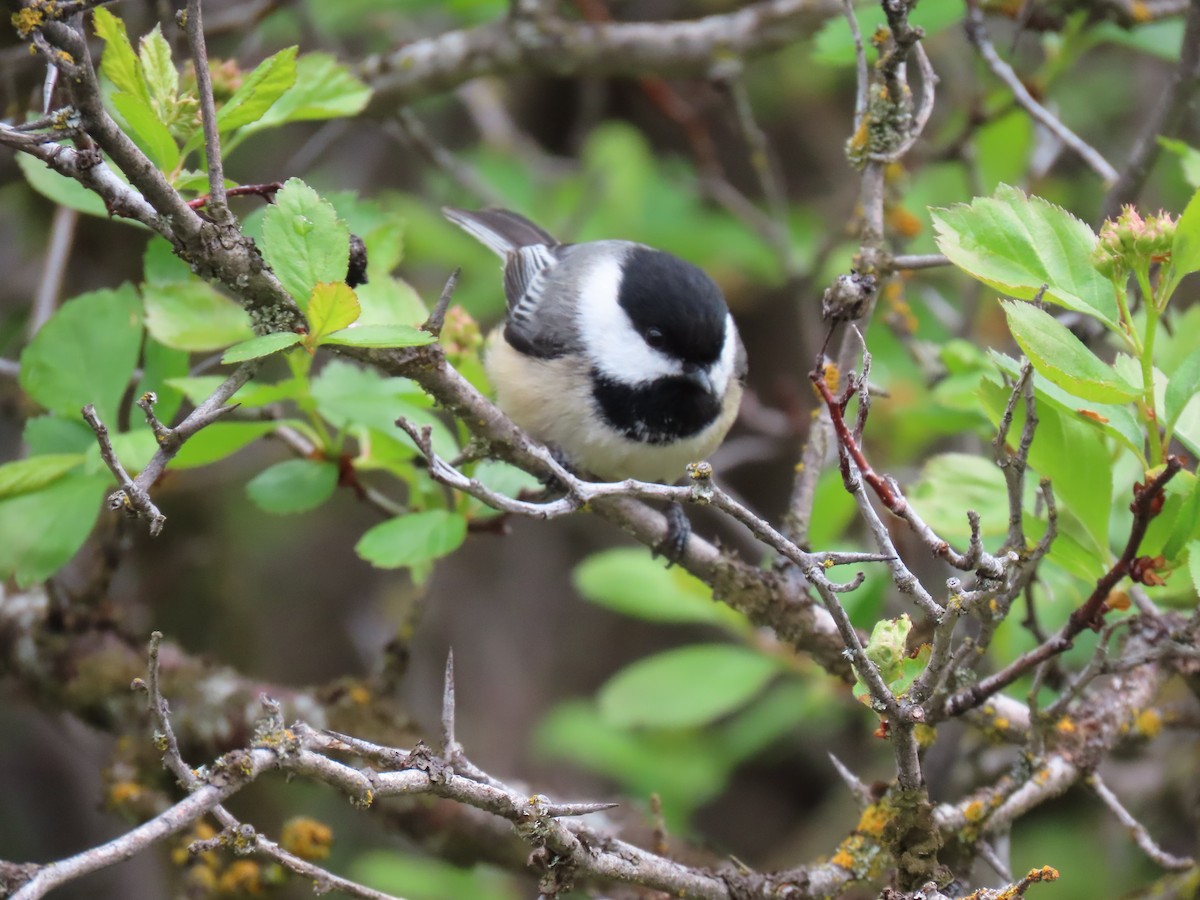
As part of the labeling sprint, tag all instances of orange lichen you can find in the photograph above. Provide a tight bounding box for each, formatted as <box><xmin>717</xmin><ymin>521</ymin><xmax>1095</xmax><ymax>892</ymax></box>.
<box><xmin>280</xmin><ymin>817</ymin><xmax>333</xmax><ymax>861</ymax></box>
<box><xmin>1134</xmin><ymin>708</ymin><xmax>1162</xmax><ymax>739</ymax></box>
<box><xmin>857</xmin><ymin>804</ymin><xmax>890</xmax><ymax>837</ymax></box>
<box><xmin>217</xmin><ymin>860</ymin><xmax>263</xmax><ymax>895</ymax></box>
<box><xmin>887</xmin><ymin>205</ymin><xmax>922</xmax><ymax>239</ymax></box>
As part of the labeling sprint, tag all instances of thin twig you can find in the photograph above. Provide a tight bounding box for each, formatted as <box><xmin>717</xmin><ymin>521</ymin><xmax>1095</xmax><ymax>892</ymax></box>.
<box><xmin>387</xmin><ymin>110</ymin><xmax>504</xmax><ymax>207</ymax></box>
<box><xmin>943</xmin><ymin>458</ymin><xmax>1182</xmax><ymax>718</ymax></box>
<box><xmin>30</xmin><ymin>205</ymin><xmax>77</xmax><ymax>337</ymax></box>
<box><xmin>1089</xmin><ymin>774</ymin><xmax>1195</xmax><ymax>871</ymax></box>
<box><xmin>716</xmin><ymin>64</ymin><xmax>799</xmax><ymax>276</ymax></box>
<box><xmin>890</xmin><ymin>253</ymin><xmax>951</xmax><ymax>271</ymax></box>
<box><xmin>184</xmin><ymin>0</ymin><xmax>229</xmax><ymax>218</ymax></box>
<box><xmin>964</xmin><ymin>0</ymin><xmax>1118</xmax><ymax>184</ymax></box>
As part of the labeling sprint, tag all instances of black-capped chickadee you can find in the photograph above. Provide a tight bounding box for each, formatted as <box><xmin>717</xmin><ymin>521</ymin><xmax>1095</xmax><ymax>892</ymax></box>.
<box><xmin>444</xmin><ymin>207</ymin><xmax>747</xmax><ymax>484</ymax></box>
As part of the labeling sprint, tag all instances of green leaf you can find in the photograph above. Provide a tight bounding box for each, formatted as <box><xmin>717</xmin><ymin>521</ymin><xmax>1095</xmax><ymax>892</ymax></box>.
<box><xmin>1000</xmin><ymin>300</ymin><xmax>1140</xmax><ymax>403</ymax></box>
<box><xmin>932</xmin><ymin>185</ymin><xmax>1119</xmax><ymax>327</ymax></box>
<box><xmin>93</xmin><ymin>8</ymin><xmax>150</xmax><ymax>106</ymax></box>
<box><xmin>144</xmin><ymin>281</ymin><xmax>253</xmax><ymax>351</ymax></box>
<box><xmin>17</xmin><ymin>153</ymin><xmax>116</xmax><ymax>220</ymax></box>
<box><xmin>909</xmin><ymin>453</ymin><xmax>1012</xmax><ymax>542</ymax></box>
<box><xmin>110</xmin><ymin>91</ymin><xmax>180</xmax><ymax>172</ymax></box>
<box><xmin>355</xmin><ymin>510</ymin><xmax>467</xmax><ymax>569</ymax></box>
<box><xmin>1167</xmin><ymin>187</ymin><xmax>1200</xmax><ymax>291</ymax></box>
<box><xmin>245</xmin><ymin>52</ymin><xmax>371</xmax><ymax>132</ymax></box>
<box><xmin>259</xmin><ymin>178</ymin><xmax>349</xmax><ymax>310</ymax></box>
<box><xmin>465</xmin><ymin>460</ymin><xmax>539</xmax><ymax>519</ymax></box>
<box><xmin>215</xmin><ymin>46</ymin><xmax>297</xmax><ymax>133</ymax></box>
<box><xmin>573</xmin><ymin>548</ymin><xmax>742</xmax><ymax>627</ymax></box>
<box><xmin>143</xmin><ymin>236</ymin><xmax>191</xmax><ymax>284</ymax></box>
<box><xmin>319</xmin><ymin>323</ymin><xmax>434</xmax><ymax>349</ymax></box>
<box><xmin>1158</xmin><ymin>138</ymin><xmax>1200</xmax><ymax>189</ymax></box>
<box><xmin>171</xmin><ymin>422</ymin><xmax>278</xmax><ymax>469</ymax></box>
<box><xmin>221</xmin><ymin>331</ymin><xmax>302</xmax><ymax>363</ymax></box>
<box><xmin>23</xmin><ymin>417</ymin><xmax>95</xmax><ymax>455</ymax></box>
<box><xmin>137</xmin><ymin>24</ymin><xmax>177</xmax><ymax>114</ymax></box>
<box><xmin>1165</xmin><ymin>347</ymin><xmax>1200</xmax><ymax>430</ymax></box>
<box><xmin>597</xmin><ymin>644</ymin><xmax>780</xmax><ymax>729</ymax></box>
<box><xmin>0</xmin><ymin>454</ymin><xmax>86</xmax><ymax>499</ymax></box>
<box><xmin>0</xmin><ymin>472</ymin><xmax>110</xmax><ymax>586</ymax></box>
<box><xmin>246</xmin><ymin>459</ymin><xmax>338</xmax><ymax>514</ymax></box>
<box><xmin>311</xmin><ymin>359</ymin><xmax>457</xmax><ymax>458</ymax></box>
<box><xmin>355</xmin><ymin>277</ymin><xmax>427</xmax><ymax>327</ymax></box>
<box><xmin>306</xmin><ymin>282</ymin><xmax>360</xmax><ymax>344</ymax></box>
<box><xmin>19</xmin><ymin>285</ymin><xmax>143</xmax><ymax>424</ymax></box>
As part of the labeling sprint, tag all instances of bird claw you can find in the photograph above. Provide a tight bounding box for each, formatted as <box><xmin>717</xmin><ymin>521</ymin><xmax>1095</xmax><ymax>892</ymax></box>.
<box><xmin>652</xmin><ymin>501</ymin><xmax>691</xmax><ymax>567</ymax></box>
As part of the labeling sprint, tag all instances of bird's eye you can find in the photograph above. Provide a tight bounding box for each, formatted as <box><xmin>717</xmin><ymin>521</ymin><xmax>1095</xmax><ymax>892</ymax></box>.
<box><xmin>644</xmin><ymin>327</ymin><xmax>665</xmax><ymax>348</ymax></box>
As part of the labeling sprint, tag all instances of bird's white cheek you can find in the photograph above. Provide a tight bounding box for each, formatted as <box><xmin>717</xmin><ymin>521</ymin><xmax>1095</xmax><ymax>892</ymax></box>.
<box><xmin>576</xmin><ymin>256</ymin><xmax>679</xmax><ymax>384</ymax></box>
<box><xmin>706</xmin><ymin>315</ymin><xmax>741</xmax><ymax>396</ymax></box>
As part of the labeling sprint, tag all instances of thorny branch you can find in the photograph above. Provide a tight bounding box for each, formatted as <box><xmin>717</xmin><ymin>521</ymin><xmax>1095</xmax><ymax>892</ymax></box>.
<box><xmin>3</xmin><ymin>1</ymin><xmax>1199</xmax><ymax>898</ymax></box>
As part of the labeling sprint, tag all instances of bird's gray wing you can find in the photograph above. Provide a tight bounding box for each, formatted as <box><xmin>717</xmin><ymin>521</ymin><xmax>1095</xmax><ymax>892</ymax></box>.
<box><xmin>502</xmin><ymin>245</ymin><xmax>582</xmax><ymax>359</ymax></box>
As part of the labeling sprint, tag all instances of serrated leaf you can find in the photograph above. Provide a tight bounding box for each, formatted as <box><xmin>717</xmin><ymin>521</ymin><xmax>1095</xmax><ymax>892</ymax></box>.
<box><xmin>306</xmin><ymin>282</ymin><xmax>360</xmax><ymax>343</ymax></box>
<box><xmin>110</xmin><ymin>91</ymin><xmax>180</xmax><ymax>172</ymax></box>
<box><xmin>1000</xmin><ymin>300</ymin><xmax>1140</xmax><ymax>403</ymax></box>
<box><xmin>0</xmin><ymin>454</ymin><xmax>86</xmax><ymax>499</ymax></box>
<box><xmin>246</xmin><ymin>459</ymin><xmax>338</xmax><ymax>514</ymax></box>
<box><xmin>0</xmin><ymin>472</ymin><xmax>110</xmax><ymax>586</ymax></box>
<box><xmin>138</xmin><ymin>24</ymin><xmax>177</xmax><ymax>114</ymax></box>
<box><xmin>144</xmin><ymin>281</ymin><xmax>253</xmax><ymax>351</ymax></box>
<box><xmin>355</xmin><ymin>510</ymin><xmax>467</xmax><ymax>569</ymax></box>
<box><xmin>320</xmin><ymin>324</ymin><xmax>434</xmax><ymax>348</ymax></box>
<box><xmin>93</xmin><ymin>8</ymin><xmax>150</xmax><ymax>106</ymax></box>
<box><xmin>216</xmin><ymin>46</ymin><xmax>297</xmax><ymax>133</ymax></box>
<box><xmin>19</xmin><ymin>285</ymin><xmax>143</xmax><ymax>424</ymax></box>
<box><xmin>573</xmin><ymin>548</ymin><xmax>740</xmax><ymax>627</ymax></box>
<box><xmin>1165</xmin><ymin>347</ymin><xmax>1200</xmax><ymax>430</ymax></box>
<box><xmin>932</xmin><ymin>185</ymin><xmax>1119</xmax><ymax>327</ymax></box>
<box><xmin>244</xmin><ymin>52</ymin><xmax>371</xmax><ymax>132</ymax></box>
<box><xmin>1168</xmin><ymin>187</ymin><xmax>1200</xmax><ymax>291</ymax></box>
<box><xmin>310</xmin><ymin>359</ymin><xmax>457</xmax><ymax>458</ymax></box>
<box><xmin>221</xmin><ymin>331</ymin><xmax>302</xmax><ymax>363</ymax></box>
<box><xmin>259</xmin><ymin>178</ymin><xmax>349</xmax><ymax>311</ymax></box>
<box><xmin>598</xmin><ymin>644</ymin><xmax>780</xmax><ymax>729</ymax></box>
<box><xmin>17</xmin><ymin>153</ymin><xmax>116</xmax><ymax>220</ymax></box>
<box><xmin>989</xmin><ymin>350</ymin><xmax>1146</xmax><ymax>462</ymax></box>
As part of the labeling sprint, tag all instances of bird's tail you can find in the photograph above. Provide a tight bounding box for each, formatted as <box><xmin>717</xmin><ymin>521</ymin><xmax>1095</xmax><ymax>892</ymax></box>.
<box><xmin>442</xmin><ymin>207</ymin><xmax>558</xmax><ymax>257</ymax></box>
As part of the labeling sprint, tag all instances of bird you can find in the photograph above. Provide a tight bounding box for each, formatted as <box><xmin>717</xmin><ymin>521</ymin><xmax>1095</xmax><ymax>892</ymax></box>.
<box><xmin>443</xmin><ymin>207</ymin><xmax>747</xmax><ymax>491</ymax></box>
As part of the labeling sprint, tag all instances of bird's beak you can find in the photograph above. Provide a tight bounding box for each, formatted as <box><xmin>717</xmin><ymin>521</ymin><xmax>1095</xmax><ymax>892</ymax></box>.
<box><xmin>681</xmin><ymin>364</ymin><xmax>716</xmax><ymax>395</ymax></box>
